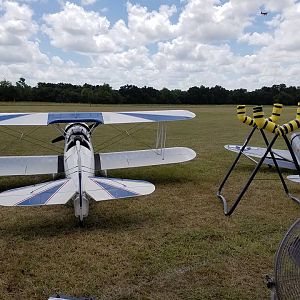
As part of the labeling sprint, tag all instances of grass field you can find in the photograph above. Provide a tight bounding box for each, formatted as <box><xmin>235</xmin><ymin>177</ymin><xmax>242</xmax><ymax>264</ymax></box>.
<box><xmin>0</xmin><ymin>103</ymin><xmax>299</xmax><ymax>300</ymax></box>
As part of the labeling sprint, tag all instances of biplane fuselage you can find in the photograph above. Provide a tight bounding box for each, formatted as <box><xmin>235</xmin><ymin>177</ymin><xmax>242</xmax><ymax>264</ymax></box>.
<box><xmin>64</xmin><ymin>123</ymin><xmax>94</xmax><ymax>221</ymax></box>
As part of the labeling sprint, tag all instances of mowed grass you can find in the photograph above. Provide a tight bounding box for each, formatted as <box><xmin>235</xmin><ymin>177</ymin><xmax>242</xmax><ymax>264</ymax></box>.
<box><xmin>0</xmin><ymin>103</ymin><xmax>299</xmax><ymax>299</ymax></box>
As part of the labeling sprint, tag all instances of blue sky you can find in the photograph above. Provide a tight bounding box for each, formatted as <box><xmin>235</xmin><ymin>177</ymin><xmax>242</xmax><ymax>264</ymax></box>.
<box><xmin>1</xmin><ymin>0</ymin><xmax>300</xmax><ymax>90</ymax></box>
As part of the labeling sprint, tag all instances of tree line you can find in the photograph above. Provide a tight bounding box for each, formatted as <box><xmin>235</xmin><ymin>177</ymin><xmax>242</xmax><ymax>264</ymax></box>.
<box><xmin>1</xmin><ymin>78</ymin><xmax>300</xmax><ymax>105</ymax></box>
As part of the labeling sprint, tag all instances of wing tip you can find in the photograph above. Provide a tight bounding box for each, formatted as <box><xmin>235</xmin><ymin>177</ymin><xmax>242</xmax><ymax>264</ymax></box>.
<box><xmin>180</xmin><ymin>110</ymin><xmax>196</xmax><ymax>119</ymax></box>
<box><xmin>287</xmin><ymin>175</ymin><xmax>300</xmax><ymax>183</ymax></box>
<box><xmin>188</xmin><ymin>111</ymin><xmax>196</xmax><ymax>119</ymax></box>
<box><xmin>182</xmin><ymin>147</ymin><xmax>197</xmax><ymax>160</ymax></box>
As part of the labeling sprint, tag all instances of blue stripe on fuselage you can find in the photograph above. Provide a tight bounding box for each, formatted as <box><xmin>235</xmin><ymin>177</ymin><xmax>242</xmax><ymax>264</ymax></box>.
<box><xmin>118</xmin><ymin>112</ymin><xmax>190</xmax><ymax>121</ymax></box>
<box><xmin>17</xmin><ymin>182</ymin><xmax>65</xmax><ymax>206</ymax></box>
<box><xmin>47</xmin><ymin>112</ymin><xmax>103</xmax><ymax>124</ymax></box>
<box><xmin>0</xmin><ymin>113</ymin><xmax>29</xmax><ymax>122</ymax></box>
<box><xmin>92</xmin><ymin>180</ymin><xmax>139</xmax><ymax>199</ymax></box>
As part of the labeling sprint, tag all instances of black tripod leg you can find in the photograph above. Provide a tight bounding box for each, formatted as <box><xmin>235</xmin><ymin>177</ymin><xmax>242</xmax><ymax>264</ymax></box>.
<box><xmin>260</xmin><ymin>130</ymin><xmax>289</xmax><ymax>195</ymax></box>
<box><xmin>218</xmin><ymin>126</ymin><xmax>257</xmax><ymax>194</ymax></box>
<box><xmin>220</xmin><ymin>134</ymin><xmax>279</xmax><ymax>216</ymax></box>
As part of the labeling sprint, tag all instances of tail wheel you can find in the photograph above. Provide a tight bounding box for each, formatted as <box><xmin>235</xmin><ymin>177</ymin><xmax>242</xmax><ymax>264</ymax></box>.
<box><xmin>78</xmin><ymin>217</ymin><xmax>85</xmax><ymax>227</ymax></box>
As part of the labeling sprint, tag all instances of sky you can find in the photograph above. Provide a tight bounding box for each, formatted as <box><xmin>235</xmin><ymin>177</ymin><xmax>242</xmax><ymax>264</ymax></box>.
<box><xmin>1</xmin><ymin>0</ymin><xmax>300</xmax><ymax>91</ymax></box>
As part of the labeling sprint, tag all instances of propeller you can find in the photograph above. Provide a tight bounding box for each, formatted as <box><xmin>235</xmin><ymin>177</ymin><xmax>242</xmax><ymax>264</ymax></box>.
<box><xmin>52</xmin><ymin>122</ymin><xmax>99</xmax><ymax>143</ymax></box>
<box><xmin>89</xmin><ymin>122</ymin><xmax>100</xmax><ymax>132</ymax></box>
<box><xmin>52</xmin><ymin>135</ymin><xmax>65</xmax><ymax>143</ymax></box>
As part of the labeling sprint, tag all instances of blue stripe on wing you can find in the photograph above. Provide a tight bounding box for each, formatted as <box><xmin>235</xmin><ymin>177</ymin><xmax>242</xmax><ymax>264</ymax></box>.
<box><xmin>0</xmin><ymin>114</ymin><xmax>29</xmax><ymax>122</ymax></box>
<box><xmin>47</xmin><ymin>112</ymin><xmax>103</xmax><ymax>124</ymax></box>
<box><xmin>118</xmin><ymin>112</ymin><xmax>191</xmax><ymax>121</ymax></box>
<box><xmin>17</xmin><ymin>182</ymin><xmax>65</xmax><ymax>206</ymax></box>
<box><xmin>92</xmin><ymin>179</ymin><xmax>139</xmax><ymax>199</ymax></box>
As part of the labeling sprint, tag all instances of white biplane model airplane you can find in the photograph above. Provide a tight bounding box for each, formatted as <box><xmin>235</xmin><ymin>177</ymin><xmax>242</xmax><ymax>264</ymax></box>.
<box><xmin>0</xmin><ymin>110</ymin><xmax>196</xmax><ymax>224</ymax></box>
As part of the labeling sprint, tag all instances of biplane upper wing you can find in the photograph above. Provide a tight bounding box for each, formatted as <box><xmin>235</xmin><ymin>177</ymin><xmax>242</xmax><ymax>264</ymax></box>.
<box><xmin>95</xmin><ymin>147</ymin><xmax>196</xmax><ymax>170</ymax></box>
<box><xmin>225</xmin><ymin>144</ymin><xmax>296</xmax><ymax>170</ymax></box>
<box><xmin>0</xmin><ymin>110</ymin><xmax>195</xmax><ymax>126</ymax></box>
<box><xmin>0</xmin><ymin>155</ymin><xmax>64</xmax><ymax>176</ymax></box>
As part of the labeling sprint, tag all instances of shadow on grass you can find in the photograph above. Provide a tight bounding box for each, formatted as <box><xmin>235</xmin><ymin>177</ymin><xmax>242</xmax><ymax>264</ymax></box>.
<box><xmin>109</xmin><ymin>169</ymin><xmax>196</xmax><ymax>185</ymax></box>
<box><xmin>0</xmin><ymin>206</ymin><xmax>152</xmax><ymax>240</ymax></box>
<box><xmin>228</xmin><ymin>163</ymin><xmax>296</xmax><ymax>175</ymax></box>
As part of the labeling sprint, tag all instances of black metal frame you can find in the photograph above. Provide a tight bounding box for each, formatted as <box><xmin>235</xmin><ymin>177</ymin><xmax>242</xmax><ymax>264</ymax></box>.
<box><xmin>217</xmin><ymin>128</ymin><xmax>300</xmax><ymax>216</ymax></box>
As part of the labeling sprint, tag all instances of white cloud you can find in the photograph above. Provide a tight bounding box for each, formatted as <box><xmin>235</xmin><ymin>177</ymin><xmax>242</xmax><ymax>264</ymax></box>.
<box><xmin>81</xmin><ymin>0</ymin><xmax>97</xmax><ymax>6</ymax></box>
<box><xmin>124</xmin><ymin>2</ymin><xmax>177</xmax><ymax>45</ymax></box>
<box><xmin>0</xmin><ymin>1</ymin><xmax>48</xmax><ymax>64</ymax></box>
<box><xmin>239</xmin><ymin>32</ymin><xmax>273</xmax><ymax>46</ymax></box>
<box><xmin>43</xmin><ymin>1</ymin><xmax>113</xmax><ymax>53</ymax></box>
<box><xmin>51</xmin><ymin>55</ymin><xmax>64</xmax><ymax>66</ymax></box>
<box><xmin>95</xmin><ymin>46</ymin><xmax>154</xmax><ymax>69</ymax></box>
<box><xmin>264</xmin><ymin>0</ymin><xmax>296</xmax><ymax>12</ymax></box>
<box><xmin>271</xmin><ymin>2</ymin><xmax>300</xmax><ymax>51</ymax></box>
<box><xmin>43</xmin><ymin>2</ymin><xmax>177</xmax><ymax>52</ymax></box>
<box><xmin>175</xmin><ymin>0</ymin><xmax>261</xmax><ymax>42</ymax></box>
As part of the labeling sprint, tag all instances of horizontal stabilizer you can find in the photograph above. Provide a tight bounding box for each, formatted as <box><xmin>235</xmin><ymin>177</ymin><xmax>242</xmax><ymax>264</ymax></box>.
<box><xmin>95</xmin><ymin>147</ymin><xmax>196</xmax><ymax>170</ymax></box>
<box><xmin>225</xmin><ymin>144</ymin><xmax>295</xmax><ymax>170</ymax></box>
<box><xmin>0</xmin><ymin>179</ymin><xmax>76</xmax><ymax>206</ymax></box>
<box><xmin>0</xmin><ymin>110</ymin><xmax>195</xmax><ymax>126</ymax></box>
<box><xmin>0</xmin><ymin>155</ymin><xmax>64</xmax><ymax>177</ymax></box>
<box><xmin>85</xmin><ymin>177</ymin><xmax>155</xmax><ymax>201</ymax></box>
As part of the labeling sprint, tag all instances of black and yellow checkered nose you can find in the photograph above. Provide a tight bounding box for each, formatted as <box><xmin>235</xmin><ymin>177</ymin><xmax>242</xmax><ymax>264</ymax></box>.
<box><xmin>236</xmin><ymin>105</ymin><xmax>255</xmax><ymax>126</ymax></box>
<box><xmin>253</xmin><ymin>106</ymin><xmax>278</xmax><ymax>133</ymax></box>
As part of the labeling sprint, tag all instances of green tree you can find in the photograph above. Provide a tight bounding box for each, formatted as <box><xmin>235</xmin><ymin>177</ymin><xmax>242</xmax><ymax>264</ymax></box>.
<box><xmin>15</xmin><ymin>77</ymin><xmax>32</xmax><ymax>101</ymax></box>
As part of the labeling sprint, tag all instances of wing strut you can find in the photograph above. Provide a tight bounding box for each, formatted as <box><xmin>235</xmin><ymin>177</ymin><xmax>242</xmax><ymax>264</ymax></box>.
<box><xmin>217</xmin><ymin>104</ymin><xmax>300</xmax><ymax>216</ymax></box>
<box><xmin>156</xmin><ymin>122</ymin><xmax>167</xmax><ymax>159</ymax></box>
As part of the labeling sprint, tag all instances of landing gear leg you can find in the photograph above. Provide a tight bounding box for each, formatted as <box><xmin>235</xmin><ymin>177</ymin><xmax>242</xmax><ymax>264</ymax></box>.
<box><xmin>78</xmin><ymin>216</ymin><xmax>84</xmax><ymax>227</ymax></box>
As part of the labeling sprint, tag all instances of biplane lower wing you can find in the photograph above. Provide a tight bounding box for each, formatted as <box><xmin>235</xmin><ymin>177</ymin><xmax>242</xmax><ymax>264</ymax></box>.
<box><xmin>85</xmin><ymin>177</ymin><xmax>155</xmax><ymax>201</ymax></box>
<box><xmin>0</xmin><ymin>147</ymin><xmax>196</xmax><ymax>177</ymax></box>
<box><xmin>225</xmin><ymin>144</ymin><xmax>296</xmax><ymax>170</ymax></box>
<box><xmin>287</xmin><ymin>175</ymin><xmax>300</xmax><ymax>183</ymax></box>
<box><xmin>95</xmin><ymin>147</ymin><xmax>196</xmax><ymax>170</ymax></box>
<box><xmin>0</xmin><ymin>155</ymin><xmax>63</xmax><ymax>176</ymax></box>
<box><xmin>0</xmin><ymin>110</ymin><xmax>195</xmax><ymax>126</ymax></box>
<box><xmin>0</xmin><ymin>179</ymin><xmax>76</xmax><ymax>206</ymax></box>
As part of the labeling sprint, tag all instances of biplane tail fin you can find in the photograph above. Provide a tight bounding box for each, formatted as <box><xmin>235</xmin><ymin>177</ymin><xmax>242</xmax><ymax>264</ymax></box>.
<box><xmin>0</xmin><ymin>179</ymin><xmax>77</xmax><ymax>206</ymax></box>
<box><xmin>85</xmin><ymin>177</ymin><xmax>155</xmax><ymax>201</ymax></box>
